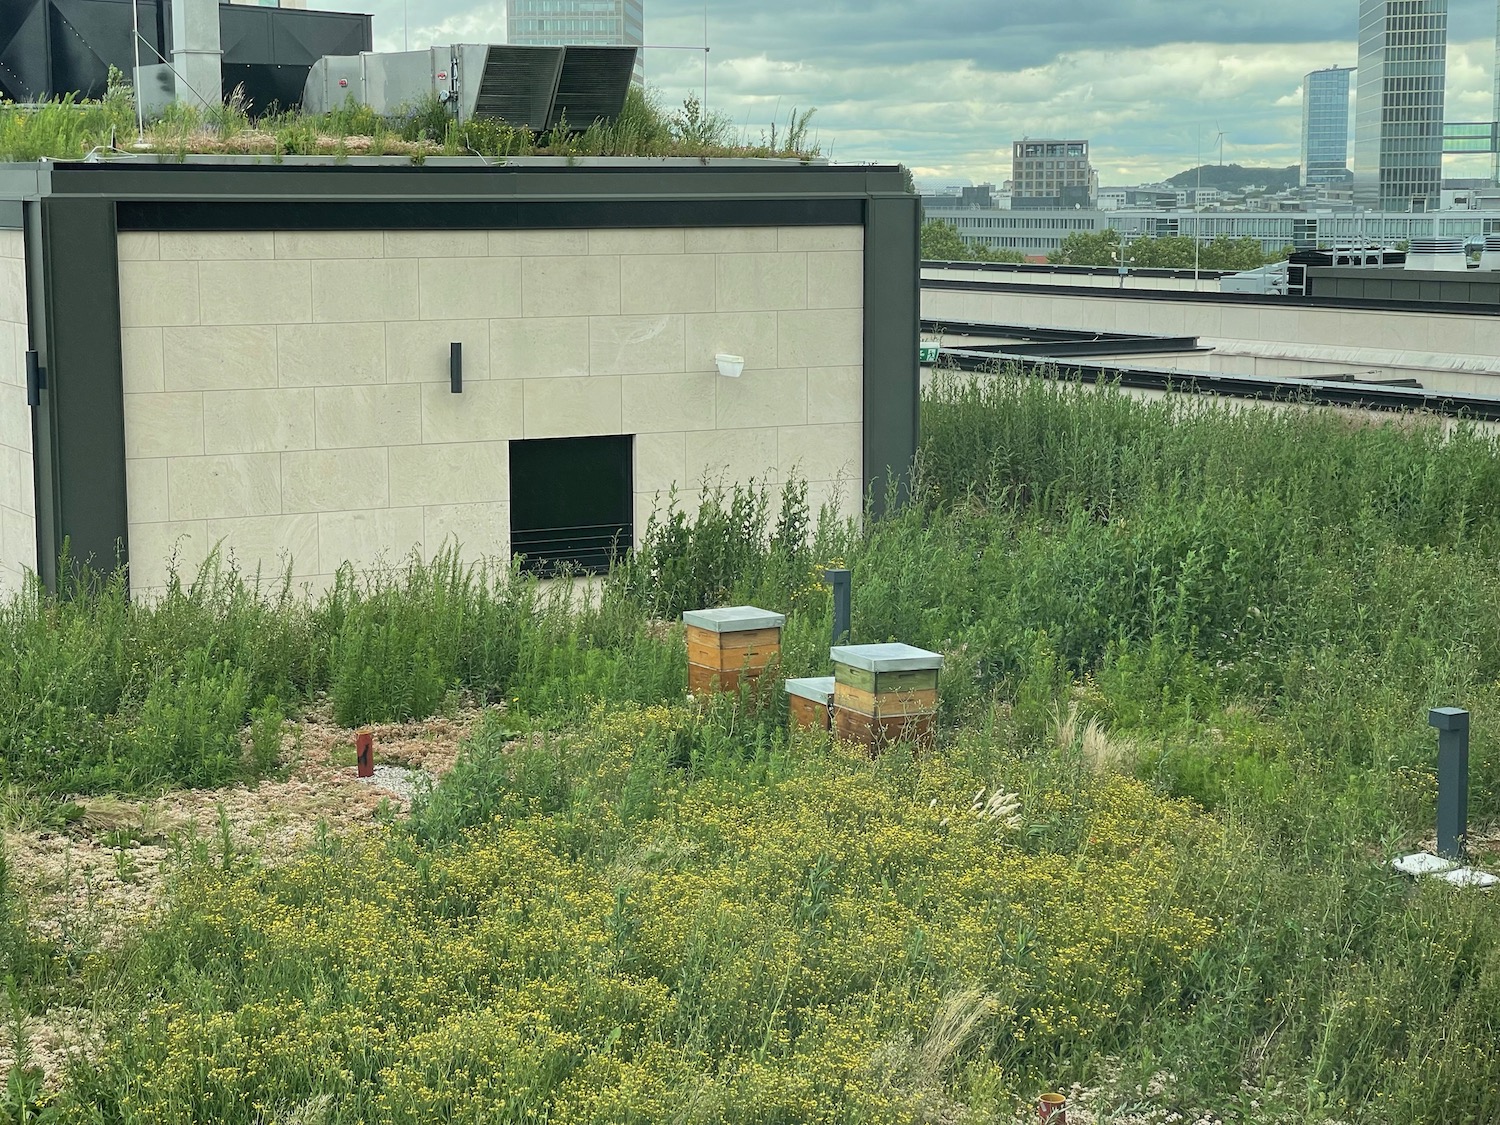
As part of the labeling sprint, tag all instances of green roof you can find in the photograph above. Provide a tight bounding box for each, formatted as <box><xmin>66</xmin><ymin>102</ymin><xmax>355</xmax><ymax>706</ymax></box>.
<box><xmin>0</xmin><ymin>86</ymin><xmax>823</xmax><ymax>164</ymax></box>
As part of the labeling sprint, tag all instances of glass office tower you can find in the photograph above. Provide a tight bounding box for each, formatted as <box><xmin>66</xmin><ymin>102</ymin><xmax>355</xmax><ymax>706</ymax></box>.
<box><xmin>1354</xmin><ymin>0</ymin><xmax>1448</xmax><ymax>212</ymax></box>
<box><xmin>1302</xmin><ymin>66</ymin><xmax>1354</xmax><ymax>187</ymax></box>
<box><xmin>1494</xmin><ymin>0</ymin><xmax>1500</xmax><ymax>183</ymax></box>
<box><xmin>505</xmin><ymin>0</ymin><xmax>645</xmax><ymax>86</ymax></box>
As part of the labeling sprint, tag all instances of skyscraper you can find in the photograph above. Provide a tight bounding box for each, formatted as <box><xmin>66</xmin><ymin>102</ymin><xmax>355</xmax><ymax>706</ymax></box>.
<box><xmin>1302</xmin><ymin>66</ymin><xmax>1354</xmax><ymax>187</ymax></box>
<box><xmin>1493</xmin><ymin>0</ymin><xmax>1500</xmax><ymax>184</ymax></box>
<box><xmin>1353</xmin><ymin>0</ymin><xmax>1448</xmax><ymax>212</ymax></box>
<box><xmin>503</xmin><ymin>0</ymin><xmax>645</xmax><ymax>86</ymax></box>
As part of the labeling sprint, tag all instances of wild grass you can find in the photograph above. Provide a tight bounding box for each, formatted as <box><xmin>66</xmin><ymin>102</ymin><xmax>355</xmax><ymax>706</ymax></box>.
<box><xmin>3</xmin><ymin>372</ymin><xmax>1500</xmax><ymax>1121</ymax></box>
<box><xmin>0</xmin><ymin>479</ymin><xmax>845</xmax><ymax>797</ymax></box>
<box><xmin>0</xmin><ymin>85</ymin><xmax>822</xmax><ymax>163</ymax></box>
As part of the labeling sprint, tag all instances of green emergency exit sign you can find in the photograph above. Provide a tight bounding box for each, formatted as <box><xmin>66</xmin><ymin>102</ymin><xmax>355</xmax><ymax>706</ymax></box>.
<box><xmin>919</xmin><ymin>345</ymin><xmax>940</xmax><ymax>364</ymax></box>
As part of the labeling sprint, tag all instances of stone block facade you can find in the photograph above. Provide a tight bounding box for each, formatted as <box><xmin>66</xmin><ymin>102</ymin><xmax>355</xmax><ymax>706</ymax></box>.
<box><xmin>0</xmin><ymin>230</ymin><xmax>33</xmax><ymax>596</ymax></box>
<box><xmin>117</xmin><ymin>226</ymin><xmax>865</xmax><ymax>594</ymax></box>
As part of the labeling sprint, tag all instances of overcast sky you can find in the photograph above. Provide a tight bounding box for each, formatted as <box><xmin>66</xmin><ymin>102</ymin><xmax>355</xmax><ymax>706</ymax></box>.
<box><xmin>341</xmin><ymin>1</ymin><xmax>1498</xmax><ymax>187</ymax></box>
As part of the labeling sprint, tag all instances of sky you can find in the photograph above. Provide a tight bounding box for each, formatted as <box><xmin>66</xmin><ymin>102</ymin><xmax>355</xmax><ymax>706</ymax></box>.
<box><xmin>336</xmin><ymin>0</ymin><xmax>1499</xmax><ymax>189</ymax></box>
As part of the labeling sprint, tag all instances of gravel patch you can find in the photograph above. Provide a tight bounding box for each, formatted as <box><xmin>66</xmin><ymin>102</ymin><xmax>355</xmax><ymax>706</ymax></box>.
<box><xmin>358</xmin><ymin>764</ymin><xmax>430</xmax><ymax>804</ymax></box>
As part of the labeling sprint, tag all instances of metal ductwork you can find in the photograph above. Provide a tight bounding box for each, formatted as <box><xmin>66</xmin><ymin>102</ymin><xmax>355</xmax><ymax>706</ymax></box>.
<box><xmin>0</xmin><ymin>1</ymin><xmax>373</xmax><ymax>113</ymax></box>
<box><xmin>302</xmin><ymin>44</ymin><xmax>637</xmax><ymax>130</ymax></box>
<box><xmin>171</xmin><ymin>0</ymin><xmax>221</xmax><ymax>109</ymax></box>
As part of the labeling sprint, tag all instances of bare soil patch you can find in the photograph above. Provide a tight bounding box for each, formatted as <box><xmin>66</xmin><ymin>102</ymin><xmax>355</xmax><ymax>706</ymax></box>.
<box><xmin>7</xmin><ymin>705</ymin><xmax>489</xmax><ymax>947</ymax></box>
<box><xmin>2</xmin><ymin>706</ymin><xmax>492</xmax><ymax>1087</ymax></box>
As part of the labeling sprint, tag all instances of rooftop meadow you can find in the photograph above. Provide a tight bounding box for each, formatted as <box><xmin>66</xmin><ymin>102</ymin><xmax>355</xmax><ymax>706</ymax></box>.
<box><xmin>0</xmin><ymin>79</ymin><xmax>818</xmax><ymax>163</ymax></box>
<box><xmin>2</xmin><ymin>372</ymin><xmax>1497</xmax><ymax>1123</ymax></box>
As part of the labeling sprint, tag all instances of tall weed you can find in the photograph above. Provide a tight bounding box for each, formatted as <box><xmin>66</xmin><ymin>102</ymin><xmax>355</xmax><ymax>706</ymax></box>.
<box><xmin>131</xmin><ymin>647</ymin><xmax>250</xmax><ymax>789</ymax></box>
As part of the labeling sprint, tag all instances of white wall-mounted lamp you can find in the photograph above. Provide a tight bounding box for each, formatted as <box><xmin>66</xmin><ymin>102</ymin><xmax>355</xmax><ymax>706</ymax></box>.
<box><xmin>715</xmin><ymin>354</ymin><xmax>745</xmax><ymax>378</ymax></box>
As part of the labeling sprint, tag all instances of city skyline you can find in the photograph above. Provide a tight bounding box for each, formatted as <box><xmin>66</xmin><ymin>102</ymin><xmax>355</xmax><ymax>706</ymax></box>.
<box><xmin>288</xmin><ymin>1</ymin><xmax>1500</xmax><ymax>187</ymax></box>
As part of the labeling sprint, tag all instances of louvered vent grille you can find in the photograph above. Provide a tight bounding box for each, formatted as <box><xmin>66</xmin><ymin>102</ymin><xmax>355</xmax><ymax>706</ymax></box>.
<box><xmin>549</xmin><ymin>47</ymin><xmax>637</xmax><ymax>130</ymax></box>
<box><xmin>472</xmin><ymin>47</ymin><xmax>562</xmax><ymax>130</ymax></box>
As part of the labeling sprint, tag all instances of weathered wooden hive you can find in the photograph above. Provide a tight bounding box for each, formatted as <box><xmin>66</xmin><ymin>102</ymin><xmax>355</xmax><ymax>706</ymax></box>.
<box><xmin>683</xmin><ymin>606</ymin><xmax>786</xmax><ymax>694</ymax></box>
<box><xmin>784</xmin><ymin>676</ymin><xmax>835</xmax><ymax>731</ymax></box>
<box><xmin>830</xmin><ymin>643</ymin><xmax>942</xmax><ymax>749</ymax></box>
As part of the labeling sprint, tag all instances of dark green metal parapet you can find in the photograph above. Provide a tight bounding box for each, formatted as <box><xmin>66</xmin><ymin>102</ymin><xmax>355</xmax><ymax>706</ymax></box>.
<box><xmin>0</xmin><ymin>159</ymin><xmax>921</xmax><ymax>592</ymax></box>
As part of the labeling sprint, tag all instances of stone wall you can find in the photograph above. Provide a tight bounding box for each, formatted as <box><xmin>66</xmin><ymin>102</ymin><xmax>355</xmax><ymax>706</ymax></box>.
<box><xmin>118</xmin><ymin>226</ymin><xmax>865</xmax><ymax>594</ymax></box>
<box><xmin>0</xmin><ymin>229</ymin><xmax>34</xmax><ymax>595</ymax></box>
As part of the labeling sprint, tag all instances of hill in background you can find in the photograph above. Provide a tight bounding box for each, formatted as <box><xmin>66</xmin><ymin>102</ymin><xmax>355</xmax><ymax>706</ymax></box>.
<box><xmin>1165</xmin><ymin>163</ymin><xmax>1301</xmax><ymax>193</ymax></box>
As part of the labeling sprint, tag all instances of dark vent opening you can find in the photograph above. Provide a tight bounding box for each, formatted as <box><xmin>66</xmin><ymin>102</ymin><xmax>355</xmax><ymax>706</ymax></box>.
<box><xmin>510</xmin><ymin>435</ymin><xmax>633</xmax><ymax>576</ymax></box>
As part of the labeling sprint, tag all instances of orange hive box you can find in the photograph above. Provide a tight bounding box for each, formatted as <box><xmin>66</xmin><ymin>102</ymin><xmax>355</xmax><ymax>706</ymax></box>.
<box><xmin>785</xmin><ymin>676</ymin><xmax>835</xmax><ymax>732</ymax></box>
<box><xmin>683</xmin><ymin>606</ymin><xmax>786</xmax><ymax>695</ymax></box>
<box><xmin>830</xmin><ymin>642</ymin><xmax>943</xmax><ymax>752</ymax></box>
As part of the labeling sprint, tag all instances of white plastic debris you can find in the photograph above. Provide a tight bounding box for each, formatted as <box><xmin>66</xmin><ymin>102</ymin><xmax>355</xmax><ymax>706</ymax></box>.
<box><xmin>1392</xmin><ymin>852</ymin><xmax>1458</xmax><ymax>877</ymax></box>
<box><xmin>1392</xmin><ymin>852</ymin><xmax>1497</xmax><ymax>890</ymax></box>
<box><xmin>1441</xmin><ymin>867</ymin><xmax>1500</xmax><ymax>889</ymax></box>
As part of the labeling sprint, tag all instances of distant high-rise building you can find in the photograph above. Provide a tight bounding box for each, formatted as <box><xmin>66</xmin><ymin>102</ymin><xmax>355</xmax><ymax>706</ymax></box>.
<box><xmin>1302</xmin><ymin>66</ymin><xmax>1354</xmax><ymax>187</ymax></box>
<box><xmin>503</xmin><ymin>0</ymin><xmax>644</xmax><ymax>86</ymax></box>
<box><xmin>1011</xmin><ymin>139</ymin><xmax>1097</xmax><ymax>209</ymax></box>
<box><xmin>1493</xmin><ymin>0</ymin><xmax>1500</xmax><ymax>184</ymax></box>
<box><xmin>1354</xmin><ymin>0</ymin><xmax>1448</xmax><ymax>212</ymax></box>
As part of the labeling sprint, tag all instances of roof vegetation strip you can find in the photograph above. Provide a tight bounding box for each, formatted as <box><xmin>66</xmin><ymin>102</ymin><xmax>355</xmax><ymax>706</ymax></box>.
<box><xmin>0</xmin><ymin>87</ymin><xmax>833</xmax><ymax>165</ymax></box>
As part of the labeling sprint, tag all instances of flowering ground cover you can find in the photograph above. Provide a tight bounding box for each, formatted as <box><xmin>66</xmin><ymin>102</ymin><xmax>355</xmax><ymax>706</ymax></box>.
<box><xmin>2</xmin><ymin>374</ymin><xmax>1498</xmax><ymax>1123</ymax></box>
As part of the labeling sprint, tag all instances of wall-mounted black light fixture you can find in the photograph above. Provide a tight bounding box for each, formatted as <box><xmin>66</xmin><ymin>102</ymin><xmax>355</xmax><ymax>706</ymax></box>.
<box><xmin>450</xmin><ymin>342</ymin><xmax>463</xmax><ymax>394</ymax></box>
<box><xmin>25</xmin><ymin>350</ymin><xmax>44</xmax><ymax>408</ymax></box>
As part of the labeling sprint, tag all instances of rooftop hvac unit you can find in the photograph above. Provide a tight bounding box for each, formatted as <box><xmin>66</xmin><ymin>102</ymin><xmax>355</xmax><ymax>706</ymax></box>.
<box><xmin>1479</xmin><ymin>234</ymin><xmax>1500</xmax><ymax>272</ymax></box>
<box><xmin>302</xmin><ymin>44</ymin><xmax>637</xmax><ymax>131</ymax></box>
<box><xmin>1403</xmin><ymin>237</ymin><xmax>1468</xmax><ymax>273</ymax></box>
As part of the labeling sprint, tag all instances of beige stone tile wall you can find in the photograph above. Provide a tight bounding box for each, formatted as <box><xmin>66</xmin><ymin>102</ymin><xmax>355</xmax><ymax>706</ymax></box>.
<box><xmin>0</xmin><ymin>231</ymin><xmax>34</xmax><ymax>597</ymax></box>
<box><xmin>119</xmin><ymin>226</ymin><xmax>865</xmax><ymax>595</ymax></box>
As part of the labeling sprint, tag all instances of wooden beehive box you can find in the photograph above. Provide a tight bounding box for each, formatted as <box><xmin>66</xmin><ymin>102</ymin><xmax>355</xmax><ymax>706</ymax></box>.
<box><xmin>683</xmin><ymin>606</ymin><xmax>786</xmax><ymax>694</ymax></box>
<box><xmin>785</xmin><ymin>676</ymin><xmax>835</xmax><ymax>732</ymax></box>
<box><xmin>831</xmin><ymin>643</ymin><xmax>943</xmax><ymax>750</ymax></box>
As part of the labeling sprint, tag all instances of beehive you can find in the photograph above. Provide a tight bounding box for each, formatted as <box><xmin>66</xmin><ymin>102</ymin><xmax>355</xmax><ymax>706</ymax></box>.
<box><xmin>785</xmin><ymin>676</ymin><xmax>835</xmax><ymax>732</ymax></box>
<box><xmin>830</xmin><ymin>643</ymin><xmax>943</xmax><ymax>750</ymax></box>
<box><xmin>683</xmin><ymin>606</ymin><xmax>786</xmax><ymax>694</ymax></box>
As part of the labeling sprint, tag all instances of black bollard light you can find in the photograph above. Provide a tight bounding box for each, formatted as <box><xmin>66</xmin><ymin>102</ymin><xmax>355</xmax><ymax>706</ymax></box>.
<box><xmin>1428</xmin><ymin>707</ymin><xmax>1470</xmax><ymax>861</ymax></box>
<box><xmin>823</xmin><ymin>568</ymin><xmax>851</xmax><ymax>647</ymax></box>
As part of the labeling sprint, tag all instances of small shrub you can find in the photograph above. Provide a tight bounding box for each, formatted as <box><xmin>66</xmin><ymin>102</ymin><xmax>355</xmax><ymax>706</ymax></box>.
<box><xmin>247</xmin><ymin>696</ymin><xmax>286</xmax><ymax>779</ymax></box>
<box><xmin>324</xmin><ymin>551</ymin><xmax>492</xmax><ymax>725</ymax></box>
<box><xmin>131</xmin><ymin>647</ymin><xmax>251</xmax><ymax>789</ymax></box>
<box><xmin>406</xmin><ymin>714</ymin><xmax>523</xmax><ymax>843</ymax></box>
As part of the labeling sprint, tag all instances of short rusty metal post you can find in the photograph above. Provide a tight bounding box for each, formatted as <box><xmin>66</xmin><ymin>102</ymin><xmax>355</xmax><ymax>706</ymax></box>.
<box><xmin>356</xmin><ymin>730</ymin><xmax>374</xmax><ymax>778</ymax></box>
<box><xmin>1429</xmin><ymin>707</ymin><xmax>1470</xmax><ymax>860</ymax></box>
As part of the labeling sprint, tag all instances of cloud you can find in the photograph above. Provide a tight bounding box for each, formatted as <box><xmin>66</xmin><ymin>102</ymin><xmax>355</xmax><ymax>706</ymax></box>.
<box><xmin>328</xmin><ymin>1</ymin><xmax>1497</xmax><ymax>185</ymax></box>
